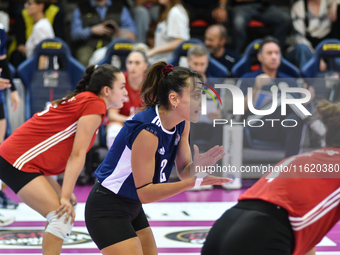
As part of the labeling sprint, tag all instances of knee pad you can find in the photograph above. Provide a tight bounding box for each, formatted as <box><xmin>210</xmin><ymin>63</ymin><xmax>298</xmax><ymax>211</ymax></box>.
<box><xmin>45</xmin><ymin>211</ymin><xmax>73</xmax><ymax>240</ymax></box>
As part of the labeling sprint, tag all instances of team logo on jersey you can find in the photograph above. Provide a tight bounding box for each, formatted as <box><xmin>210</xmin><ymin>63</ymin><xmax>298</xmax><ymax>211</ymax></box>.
<box><xmin>0</xmin><ymin>230</ymin><xmax>92</xmax><ymax>246</ymax></box>
<box><xmin>165</xmin><ymin>229</ymin><xmax>209</xmax><ymax>244</ymax></box>
<box><xmin>174</xmin><ymin>133</ymin><xmax>181</xmax><ymax>146</ymax></box>
<box><xmin>325</xmin><ymin>149</ymin><xmax>339</xmax><ymax>156</ymax></box>
<box><xmin>158</xmin><ymin>147</ymin><xmax>165</xmax><ymax>155</ymax></box>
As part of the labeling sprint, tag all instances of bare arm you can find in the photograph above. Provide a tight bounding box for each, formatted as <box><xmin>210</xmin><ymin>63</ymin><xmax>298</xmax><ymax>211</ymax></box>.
<box><xmin>303</xmin><ymin>247</ymin><xmax>316</xmax><ymax>255</ymax></box>
<box><xmin>107</xmin><ymin>108</ymin><xmax>129</xmax><ymax>125</ymax></box>
<box><xmin>56</xmin><ymin>114</ymin><xmax>102</xmax><ymax>223</ymax></box>
<box><xmin>147</xmin><ymin>38</ymin><xmax>184</xmax><ymax>58</ymax></box>
<box><xmin>132</xmin><ymin>129</ymin><xmax>195</xmax><ymax>204</ymax></box>
<box><xmin>133</xmin><ymin>123</ymin><xmax>229</xmax><ymax>204</ymax></box>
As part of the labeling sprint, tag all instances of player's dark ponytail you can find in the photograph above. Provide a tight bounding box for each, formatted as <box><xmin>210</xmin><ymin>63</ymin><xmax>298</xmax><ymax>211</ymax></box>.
<box><xmin>140</xmin><ymin>61</ymin><xmax>202</xmax><ymax>110</ymax></box>
<box><xmin>52</xmin><ymin>64</ymin><xmax>121</xmax><ymax>105</ymax></box>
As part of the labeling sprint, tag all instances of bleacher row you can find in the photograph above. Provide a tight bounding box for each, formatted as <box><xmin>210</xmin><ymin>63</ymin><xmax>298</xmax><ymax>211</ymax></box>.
<box><xmin>4</xmin><ymin>36</ymin><xmax>340</xmax><ymax>138</ymax></box>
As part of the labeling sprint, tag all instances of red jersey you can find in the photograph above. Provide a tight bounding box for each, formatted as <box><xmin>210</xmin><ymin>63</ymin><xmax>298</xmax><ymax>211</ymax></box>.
<box><xmin>0</xmin><ymin>91</ymin><xmax>106</xmax><ymax>176</ymax></box>
<box><xmin>240</xmin><ymin>148</ymin><xmax>340</xmax><ymax>255</ymax></box>
<box><xmin>119</xmin><ymin>72</ymin><xmax>142</xmax><ymax>117</ymax></box>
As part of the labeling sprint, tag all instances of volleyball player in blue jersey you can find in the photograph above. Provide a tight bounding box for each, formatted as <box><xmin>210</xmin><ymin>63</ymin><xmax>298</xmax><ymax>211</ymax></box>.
<box><xmin>85</xmin><ymin>62</ymin><xmax>231</xmax><ymax>255</ymax></box>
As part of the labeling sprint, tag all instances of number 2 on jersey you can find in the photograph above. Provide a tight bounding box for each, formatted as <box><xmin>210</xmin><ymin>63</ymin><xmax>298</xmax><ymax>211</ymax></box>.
<box><xmin>160</xmin><ymin>159</ymin><xmax>168</xmax><ymax>182</ymax></box>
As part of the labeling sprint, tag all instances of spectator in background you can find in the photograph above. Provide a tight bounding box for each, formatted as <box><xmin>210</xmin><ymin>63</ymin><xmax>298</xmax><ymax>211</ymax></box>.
<box><xmin>0</xmin><ymin>23</ymin><xmax>20</xmax><ymax>219</ymax></box>
<box><xmin>229</xmin><ymin>0</ymin><xmax>291</xmax><ymax>53</ymax></box>
<box><xmin>147</xmin><ymin>0</ymin><xmax>190</xmax><ymax>63</ymax></box>
<box><xmin>286</xmin><ymin>0</ymin><xmax>340</xmax><ymax>70</ymax></box>
<box><xmin>187</xmin><ymin>44</ymin><xmax>223</xmax><ymax>190</ymax></box>
<box><xmin>9</xmin><ymin>0</ymin><xmax>63</xmax><ymax>67</ymax></box>
<box><xmin>24</xmin><ymin>0</ymin><xmax>55</xmax><ymax>60</ymax></box>
<box><xmin>204</xmin><ymin>24</ymin><xmax>240</xmax><ymax>71</ymax></box>
<box><xmin>131</xmin><ymin>0</ymin><xmax>160</xmax><ymax>44</ymax></box>
<box><xmin>0</xmin><ymin>24</ymin><xmax>20</xmax><ymax>144</ymax></box>
<box><xmin>106</xmin><ymin>49</ymin><xmax>149</xmax><ymax>148</ymax></box>
<box><xmin>147</xmin><ymin>25</ymin><xmax>156</xmax><ymax>48</ymax></box>
<box><xmin>182</xmin><ymin>0</ymin><xmax>228</xmax><ymax>25</ymax></box>
<box><xmin>0</xmin><ymin>0</ymin><xmax>9</xmax><ymax>33</ymax></box>
<box><xmin>238</xmin><ymin>36</ymin><xmax>314</xmax><ymax>158</ymax></box>
<box><xmin>70</xmin><ymin>0</ymin><xmax>137</xmax><ymax>67</ymax></box>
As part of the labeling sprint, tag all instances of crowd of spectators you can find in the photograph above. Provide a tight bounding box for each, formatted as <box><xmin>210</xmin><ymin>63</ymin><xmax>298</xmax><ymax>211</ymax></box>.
<box><xmin>1</xmin><ymin>0</ymin><xmax>340</xmax><ymax>156</ymax></box>
<box><xmin>1</xmin><ymin>0</ymin><xmax>339</xmax><ymax>70</ymax></box>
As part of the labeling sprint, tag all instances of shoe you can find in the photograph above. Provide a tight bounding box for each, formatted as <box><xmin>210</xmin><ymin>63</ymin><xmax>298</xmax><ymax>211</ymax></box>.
<box><xmin>0</xmin><ymin>190</ymin><xmax>19</xmax><ymax>209</ymax></box>
<box><xmin>223</xmin><ymin>178</ymin><xmax>242</xmax><ymax>190</ymax></box>
<box><xmin>188</xmin><ymin>185</ymin><xmax>213</xmax><ymax>191</ymax></box>
<box><xmin>0</xmin><ymin>213</ymin><xmax>15</xmax><ymax>227</ymax></box>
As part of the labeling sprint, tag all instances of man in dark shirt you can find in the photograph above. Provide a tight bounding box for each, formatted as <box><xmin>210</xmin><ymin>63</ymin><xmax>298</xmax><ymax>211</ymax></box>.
<box><xmin>204</xmin><ymin>24</ymin><xmax>240</xmax><ymax>71</ymax></box>
<box><xmin>238</xmin><ymin>36</ymin><xmax>314</xmax><ymax>157</ymax></box>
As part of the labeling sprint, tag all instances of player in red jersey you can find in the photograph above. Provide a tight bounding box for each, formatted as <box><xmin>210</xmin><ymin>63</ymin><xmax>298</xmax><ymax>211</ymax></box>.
<box><xmin>202</xmin><ymin>100</ymin><xmax>340</xmax><ymax>255</ymax></box>
<box><xmin>0</xmin><ymin>64</ymin><xmax>127</xmax><ymax>255</ymax></box>
<box><xmin>106</xmin><ymin>49</ymin><xmax>148</xmax><ymax>148</ymax></box>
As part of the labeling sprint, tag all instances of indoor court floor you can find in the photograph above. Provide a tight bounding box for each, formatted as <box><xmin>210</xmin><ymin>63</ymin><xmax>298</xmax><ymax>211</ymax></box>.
<box><xmin>0</xmin><ymin>184</ymin><xmax>339</xmax><ymax>255</ymax></box>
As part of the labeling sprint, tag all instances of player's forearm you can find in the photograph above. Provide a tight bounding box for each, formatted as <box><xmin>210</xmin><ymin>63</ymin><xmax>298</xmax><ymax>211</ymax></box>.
<box><xmin>61</xmin><ymin>153</ymin><xmax>86</xmax><ymax>200</ymax></box>
<box><xmin>177</xmin><ymin>162</ymin><xmax>196</xmax><ymax>180</ymax></box>
<box><xmin>137</xmin><ymin>178</ymin><xmax>195</xmax><ymax>204</ymax></box>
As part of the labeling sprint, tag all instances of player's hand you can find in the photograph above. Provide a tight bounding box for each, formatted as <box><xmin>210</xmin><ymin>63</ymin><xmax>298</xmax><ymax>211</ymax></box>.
<box><xmin>56</xmin><ymin>197</ymin><xmax>76</xmax><ymax>224</ymax></box>
<box><xmin>200</xmin><ymin>175</ymin><xmax>233</xmax><ymax>186</ymax></box>
<box><xmin>193</xmin><ymin>144</ymin><xmax>226</xmax><ymax>170</ymax></box>
<box><xmin>70</xmin><ymin>193</ymin><xmax>78</xmax><ymax>207</ymax></box>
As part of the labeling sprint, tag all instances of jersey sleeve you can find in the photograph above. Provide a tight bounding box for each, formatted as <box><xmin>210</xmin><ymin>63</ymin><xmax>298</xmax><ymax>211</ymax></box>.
<box><xmin>81</xmin><ymin>98</ymin><xmax>107</xmax><ymax>118</ymax></box>
<box><xmin>124</xmin><ymin>120</ymin><xmax>162</xmax><ymax>149</ymax></box>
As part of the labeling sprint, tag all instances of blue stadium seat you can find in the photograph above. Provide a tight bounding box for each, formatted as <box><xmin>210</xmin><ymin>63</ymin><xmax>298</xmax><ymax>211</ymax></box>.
<box><xmin>17</xmin><ymin>37</ymin><xmax>85</xmax><ymax>120</ymax></box>
<box><xmin>232</xmin><ymin>39</ymin><xmax>301</xmax><ymax>78</ymax></box>
<box><xmin>302</xmin><ymin>39</ymin><xmax>340</xmax><ymax>77</ymax></box>
<box><xmin>96</xmin><ymin>38</ymin><xmax>135</xmax><ymax>72</ymax></box>
<box><xmin>301</xmin><ymin>39</ymin><xmax>340</xmax><ymax>102</ymax></box>
<box><xmin>4</xmin><ymin>63</ymin><xmax>16</xmax><ymax>137</ymax></box>
<box><xmin>168</xmin><ymin>38</ymin><xmax>230</xmax><ymax>77</ymax></box>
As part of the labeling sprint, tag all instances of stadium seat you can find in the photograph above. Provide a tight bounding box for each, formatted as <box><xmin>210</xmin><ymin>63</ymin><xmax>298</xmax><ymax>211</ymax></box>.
<box><xmin>232</xmin><ymin>39</ymin><xmax>301</xmax><ymax>78</ymax></box>
<box><xmin>4</xmin><ymin>63</ymin><xmax>17</xmax><ymax>137</ymax></box>
<box><xmin>17</xmin><ymin>37</ymin><xmax>85</xmax><ymax>120</ymax></box>
<box><xmin>301</xmin><ymin>39</ymin><xmax>340</xmax><ymax>102</ymax></box>
<box><xmin>168</xmin><ymin>38</ymin><xmax>230</xmax><ymax>77</ymax></box>
<box><xmin>96</xmin><ymin>38</ymin><xmax>135</xmax><ymax>72</ymax></box>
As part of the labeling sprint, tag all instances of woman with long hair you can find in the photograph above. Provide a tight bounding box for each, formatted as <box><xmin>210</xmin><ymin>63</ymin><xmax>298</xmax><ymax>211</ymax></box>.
<box><xmin>147</xmin><ymin>0</ymin><xmax>190</xmax><ymax>63</ymax></box>
<box><xmin>85</xmin><ymin>62</ymin><xmax>231</xmax><ymax>255</ymax></box>
<box><xmin>0</xmin><ymin>64</ymin><xmax>127</xmax><ymax>254</ymax></box>
<box><xmin>106</xmin><ymin>49</ymin><xmax>149</xmax><ymax>148</ymax></box>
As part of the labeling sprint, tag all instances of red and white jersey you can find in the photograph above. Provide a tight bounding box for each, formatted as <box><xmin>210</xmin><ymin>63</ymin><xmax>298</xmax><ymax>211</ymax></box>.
<box><xmin>0</xmin><ymin>91</ymin><xmax>106</xmax><ymax>176</ymax></box>
<box><xmin>119</xmin><ymin>72</ymin><xmax>142</xmax><ymax>117</ymax></box>
<box><xmin>239</xmin><ymin>148</ymin><xmax>340</xmax><ymax>255</ymax></box>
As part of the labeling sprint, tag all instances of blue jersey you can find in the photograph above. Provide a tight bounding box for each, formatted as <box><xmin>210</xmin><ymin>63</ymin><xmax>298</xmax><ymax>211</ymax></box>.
<box><xmin>0</xmin><ymin>24</ymin><xmax>6</xmax><ymax>104</ymax></box>
<box><xmin>95</xmin><ymin>105</ymin><xmax>185</xmax><ymax>201</ymax></box>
